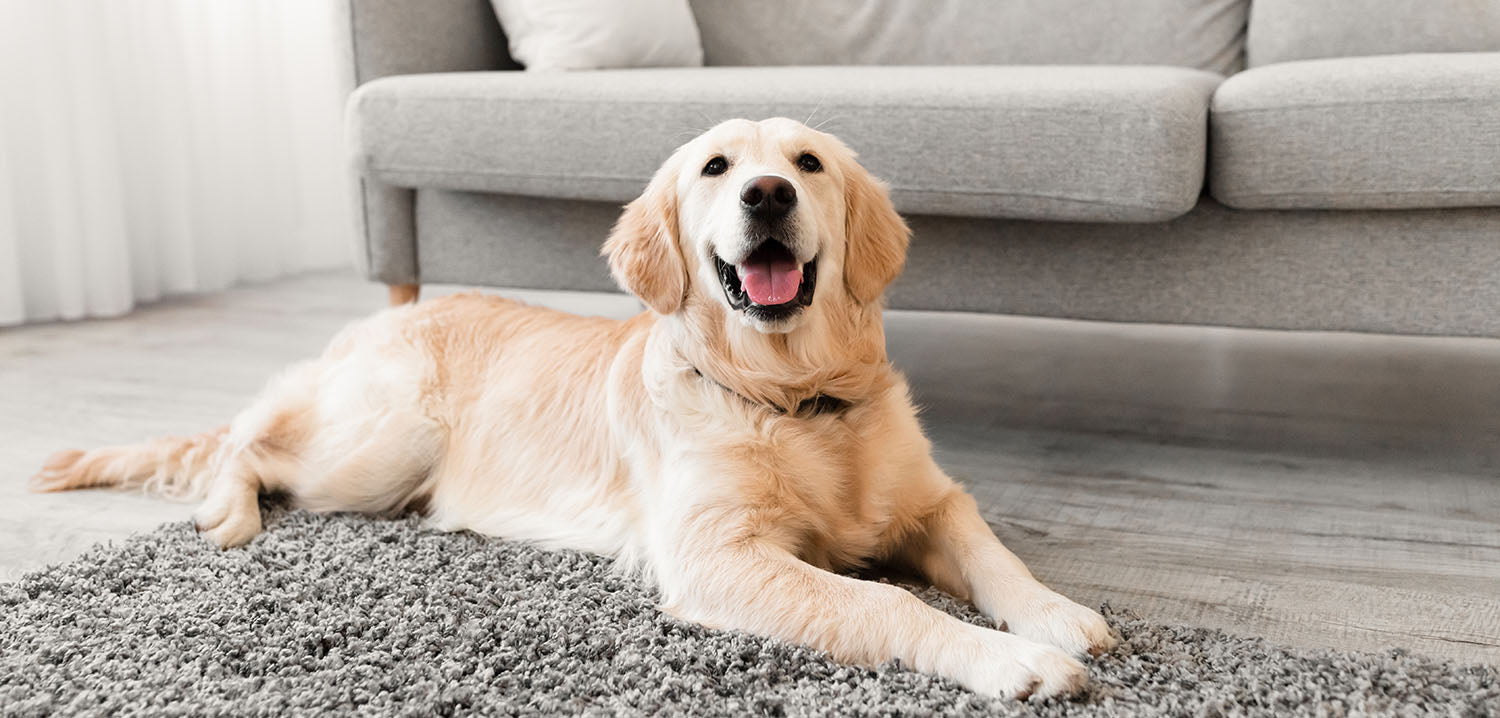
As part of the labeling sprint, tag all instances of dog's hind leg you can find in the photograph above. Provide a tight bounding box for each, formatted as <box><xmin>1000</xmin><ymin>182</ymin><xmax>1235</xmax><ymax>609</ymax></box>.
<box><xmin>31</xmin><ymin>417</ymin><xmax>280</xmax><ymax>548</ymax></box>
<box><xmin>35</xmin><ymin>310</ymin><xmax>444</xmax><ymax>548</ymax></box>
<box><xmin>186</xmin><ymin>363</ymin><xmax>323</xmax><ymax>548</ymax></box>
<box><xmin>187</xmin><ymin>353</ymin><xmax>442</xmax><ymax>547</ymax></box>
<box><xmin>31</xmin><ymin>358</ymin><xmax>324</xmax><ymax>548</ymax></box>
<box><xmin>192</xmin><ymin>452</ymin><xmax>265</xmax><ymax>548</ymax></box>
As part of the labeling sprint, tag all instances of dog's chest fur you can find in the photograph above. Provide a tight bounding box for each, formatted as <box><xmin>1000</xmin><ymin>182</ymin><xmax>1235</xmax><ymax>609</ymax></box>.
<box><xmin>681</xmin><ymin>389</ymin><xmax>940</xmax><ymax>573</ymax></box>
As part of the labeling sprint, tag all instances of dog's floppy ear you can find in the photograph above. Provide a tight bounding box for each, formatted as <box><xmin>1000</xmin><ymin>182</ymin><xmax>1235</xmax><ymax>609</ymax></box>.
<box><xmin>603</xmin><ymin>157</ymin><xmax>688</xmax><ymax>315</ymax></box>
<box><xmin>841</xmin><ymin>155</ymin><xmax>910</xmax><ymax>305</ymax></box>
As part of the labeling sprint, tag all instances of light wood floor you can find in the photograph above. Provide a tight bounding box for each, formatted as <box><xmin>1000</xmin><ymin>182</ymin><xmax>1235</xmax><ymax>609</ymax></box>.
<box><xmin>2</xmin><ymin>272</ymin><xmax>1496</xmax><ymax>665</ymax></box>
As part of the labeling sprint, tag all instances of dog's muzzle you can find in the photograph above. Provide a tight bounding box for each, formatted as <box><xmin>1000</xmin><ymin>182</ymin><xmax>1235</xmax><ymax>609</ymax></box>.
<box><xmin>714</xmin><ymin>239</ymin><xmax>816</xmax><ymax>322</ymax></box>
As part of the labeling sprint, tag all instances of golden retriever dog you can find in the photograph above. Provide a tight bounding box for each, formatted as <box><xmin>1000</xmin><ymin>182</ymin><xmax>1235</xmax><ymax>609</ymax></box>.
<box><xmin>33</xmin><ymin>118</ymin><xmax>1115</xmax><ymax>698</ymax></box>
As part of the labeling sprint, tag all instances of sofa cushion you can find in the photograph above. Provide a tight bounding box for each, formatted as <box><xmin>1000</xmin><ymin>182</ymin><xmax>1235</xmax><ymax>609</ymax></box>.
<box><xmin>690</xmin><ymin>0</ymin><xmax>1249</xmax><ymax>76</ymax></box>
<box><xmin>490</xmin><ymin>0</ymin><xmax>703</xmax><ymax>71</ymax></box>
<box><xmin>350</xmin><ymin>66</ymin><xmax>1221</xmax><ymax>223</ymax></box>
<box><xmin>1247</xmin><ymin>0</ymin><xmax>1500</xmax><ymax>67</ymax></box>
<box><xmin>1210</xmin><ymin>53</ymin><xmax>1500</xmax><ymax>210</ymax></box>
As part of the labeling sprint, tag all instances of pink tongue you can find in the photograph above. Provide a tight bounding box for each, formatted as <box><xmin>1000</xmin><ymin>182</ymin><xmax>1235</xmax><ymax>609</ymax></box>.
<box><xmin>737</xmin><ymin>257</ymin><xmax>802</xmax><ymax>306</ymax></box>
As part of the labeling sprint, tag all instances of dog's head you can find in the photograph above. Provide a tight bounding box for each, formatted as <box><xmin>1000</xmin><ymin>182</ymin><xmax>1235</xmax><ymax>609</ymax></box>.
<box><xmin>603</xmin><ymin>118</ymin><xmax>909</xmax><ymax>334</ymax></box>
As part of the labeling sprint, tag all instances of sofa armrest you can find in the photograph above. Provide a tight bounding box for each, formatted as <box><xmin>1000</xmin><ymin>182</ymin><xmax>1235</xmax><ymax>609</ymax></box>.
<box><xmin>347</xmin><ymin>0</ymin><xmax>518</xmax><ymax>85</ymax></box>
<box><xmin>344</xmin><ymin>0</ymin><xmax>518</xmax><ymax>286</ymax></box>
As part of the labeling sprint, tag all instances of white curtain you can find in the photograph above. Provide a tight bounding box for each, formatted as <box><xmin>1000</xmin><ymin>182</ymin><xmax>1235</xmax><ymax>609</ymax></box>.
<box><xmin>0</xmin><ymin>0</ymin><xmax>354</xmax><ymax>326</ymax></box>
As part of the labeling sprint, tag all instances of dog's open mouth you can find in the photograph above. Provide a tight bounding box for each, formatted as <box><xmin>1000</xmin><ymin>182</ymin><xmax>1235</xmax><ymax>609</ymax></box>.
<box><xmin>714</xmin><ymin>240</ymin><xmax>816</xmax><ymax>320</ymax></box>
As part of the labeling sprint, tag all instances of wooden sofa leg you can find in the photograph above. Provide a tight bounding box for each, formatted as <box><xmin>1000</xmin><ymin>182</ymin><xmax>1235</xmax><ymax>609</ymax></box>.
<box><xmin>388</xmin><ymin>283</ymin><xmax>420</xmax><ymax>306</ymax></box>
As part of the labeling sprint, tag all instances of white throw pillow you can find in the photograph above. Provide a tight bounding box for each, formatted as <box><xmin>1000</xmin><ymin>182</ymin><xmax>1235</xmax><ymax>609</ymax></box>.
<box><xmin>491</xmin><ymin>0</ymin><xmax>704</xmax><ymax>71</ymax></box>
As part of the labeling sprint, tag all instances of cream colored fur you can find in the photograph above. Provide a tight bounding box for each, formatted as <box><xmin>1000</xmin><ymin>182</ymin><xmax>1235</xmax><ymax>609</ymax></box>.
<box><xmin>33</xmin><ymin>119</ymin><xmax>1115</xmax><ymax>699</ymax></box>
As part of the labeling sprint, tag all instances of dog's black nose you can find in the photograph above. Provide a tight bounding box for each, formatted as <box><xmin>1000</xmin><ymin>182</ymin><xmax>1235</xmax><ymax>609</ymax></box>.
<box><xmin>740</xmin><ymin>176</ymin><xmax>796</xmax><ymax>218</ymax></box>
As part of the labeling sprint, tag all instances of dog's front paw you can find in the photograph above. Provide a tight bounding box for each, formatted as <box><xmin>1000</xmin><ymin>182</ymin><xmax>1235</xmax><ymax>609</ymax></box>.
<box><xmin>959</xmin><ymin>630</ymin><xmax>1087</xmax><ymax>700</ymax></box>
<box><xmin>1005</xmin><ymin>592</ymin><xmax>1117</xmax><ymax>658</ymax></box>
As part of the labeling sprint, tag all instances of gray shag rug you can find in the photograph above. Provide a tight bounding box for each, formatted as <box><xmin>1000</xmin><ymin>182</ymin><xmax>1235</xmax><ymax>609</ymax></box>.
<box><xmin>3</xmin><ymin>506</ymin><xmax>1496</xmax><ymax>717</ymax></box>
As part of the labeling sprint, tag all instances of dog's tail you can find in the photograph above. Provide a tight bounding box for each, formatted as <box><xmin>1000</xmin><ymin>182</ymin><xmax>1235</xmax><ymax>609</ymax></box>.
<box><xmin>30</xmin><ymin>426</ymin><xmax>230</xmax><ymax>501</ymax></box>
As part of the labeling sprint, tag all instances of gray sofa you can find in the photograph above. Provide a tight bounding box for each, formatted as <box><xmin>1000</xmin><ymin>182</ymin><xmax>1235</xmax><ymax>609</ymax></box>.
<box><xmin>344</xmin><ymin>0</ymin><xmax>1500</xmax><ymax>337</ymax></box>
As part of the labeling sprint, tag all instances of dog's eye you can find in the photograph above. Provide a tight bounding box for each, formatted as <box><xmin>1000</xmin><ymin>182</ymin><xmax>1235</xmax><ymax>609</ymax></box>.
<box><xmin>702</xmin><ymin>156</ymin><xmax>728</xmax><ymax>176</ymax></box>
<box><xmin>796</xmin><ymin>153</ymin><xmax>822</xmax><ymax>173</ymax></box>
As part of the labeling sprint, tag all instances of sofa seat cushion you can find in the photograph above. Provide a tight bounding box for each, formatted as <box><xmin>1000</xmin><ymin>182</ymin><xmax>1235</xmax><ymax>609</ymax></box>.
<box><xmin>1210</xmin><ymin>53</ymin><xmax>1500</xmax><ymax>210</ymax></box>
<box><xmin>350</xmin><ymin>66</ymin><xmax>1221</xmax><ymax>223</ymax></box>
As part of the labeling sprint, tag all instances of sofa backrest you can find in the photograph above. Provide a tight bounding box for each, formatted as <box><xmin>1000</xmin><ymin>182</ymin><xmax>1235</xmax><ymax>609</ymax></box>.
<box><xmin>1247</xmin><ymin>0</ymin><xmax>1500</xmax><ymax>66</ymax></box>
<box><xmin>347</xmin><ymin>0</ymin><xmax>518</xmax><ymax>84</ymax></box>
<box><xmin>689</xmin><ymin>0</ymin><xmax>1249</xmax><ymax>76</ymax></box>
